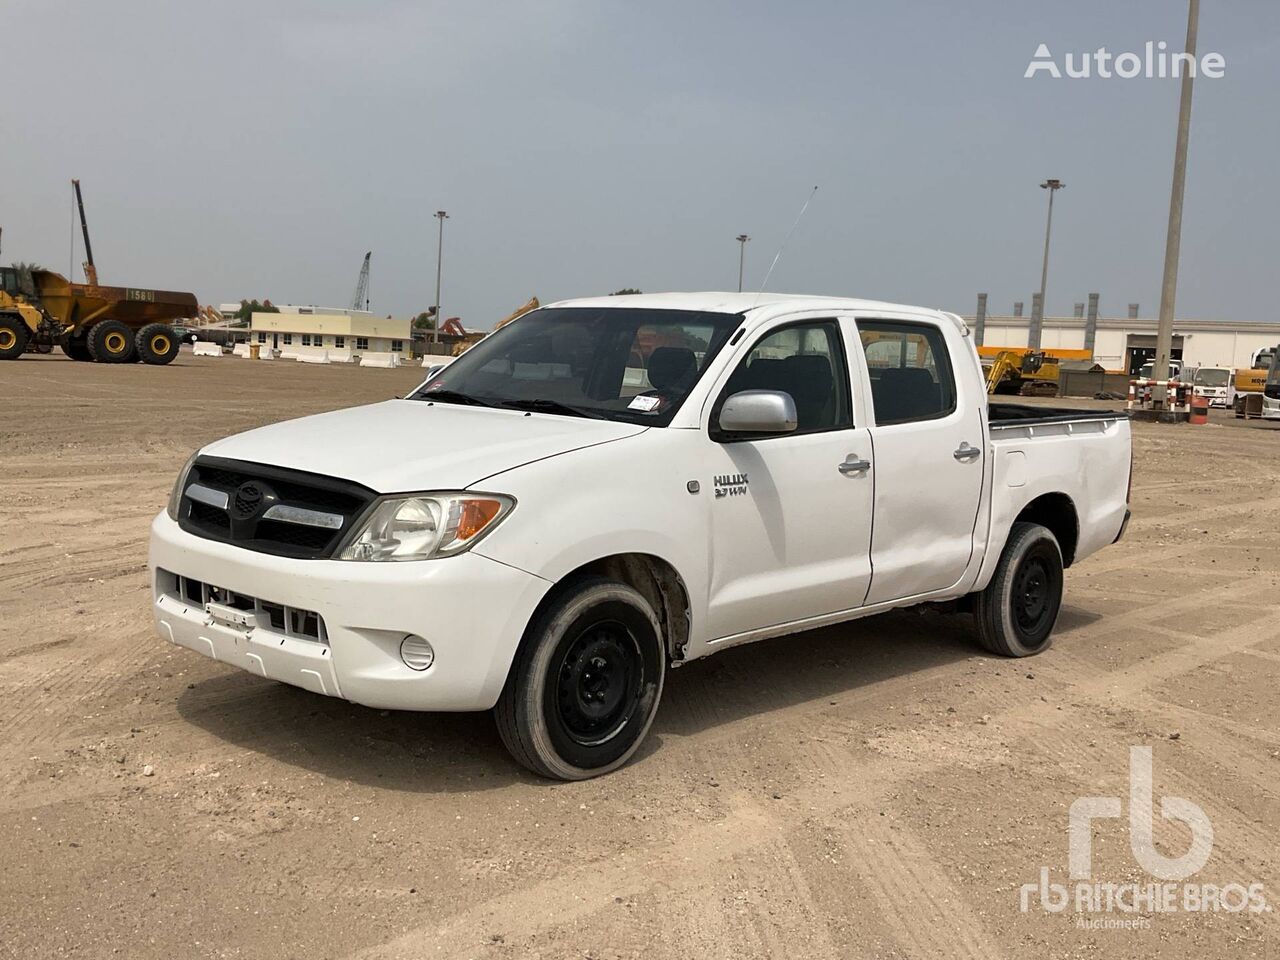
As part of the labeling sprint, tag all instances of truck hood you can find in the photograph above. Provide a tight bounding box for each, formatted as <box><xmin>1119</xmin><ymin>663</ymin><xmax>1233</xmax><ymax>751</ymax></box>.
<box><xmin>199</xmin><ymin>399</ymin><xmax>647</xmax><ymax>493</ymax></box>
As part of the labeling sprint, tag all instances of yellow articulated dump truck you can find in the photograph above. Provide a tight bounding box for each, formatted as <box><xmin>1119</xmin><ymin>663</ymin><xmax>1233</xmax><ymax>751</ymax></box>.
<box><xmin>0</xmin><ymin>180</ymin><xmax>198</xmax><ymax>363</ymax></box>
<box><xmin>0</xmin><ymin>266</ymin><xmax>197</xmax><ymax>364</ymax></box>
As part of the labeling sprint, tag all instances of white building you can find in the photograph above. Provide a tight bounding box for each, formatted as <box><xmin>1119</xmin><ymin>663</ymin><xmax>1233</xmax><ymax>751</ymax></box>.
<box><xmin>249</xmin><ymin>307</ymin><xmax>411</xmax><ymax>360</ymax></box>
<box><xmin>968</xmin><ymin>313</ymin><xmax>1280</xmax><ymax>375</ymax></box>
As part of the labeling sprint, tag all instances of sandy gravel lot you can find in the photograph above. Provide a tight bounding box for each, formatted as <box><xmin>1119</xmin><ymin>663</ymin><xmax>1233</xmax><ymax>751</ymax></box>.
<box><xmin>1</xmin><ymin>351</ymin><xmax>1278</xmax><ymax>959</ymax></box>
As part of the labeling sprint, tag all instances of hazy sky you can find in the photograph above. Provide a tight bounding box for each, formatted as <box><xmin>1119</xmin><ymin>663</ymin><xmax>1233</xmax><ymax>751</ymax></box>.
<box><xmin>4</xmin><ymin>0</ymin><xmax>1277</xmax><ymax>327</ymax></box>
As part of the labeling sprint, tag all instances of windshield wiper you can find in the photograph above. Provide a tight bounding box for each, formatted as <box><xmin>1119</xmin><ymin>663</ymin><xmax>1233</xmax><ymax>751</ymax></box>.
<box><xmin>499</xmin><ymin>398</ymin><xmax>604</xmax><ymax>419</ymax></box>
<box><xmin>413</xmin><ymin>389</ymin><xmax>494</xmax><ymax>407</ymax></box>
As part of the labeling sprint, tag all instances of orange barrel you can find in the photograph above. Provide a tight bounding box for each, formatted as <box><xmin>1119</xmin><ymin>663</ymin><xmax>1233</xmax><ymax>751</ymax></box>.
<box><xmin>1189</xmin><ymin>393</ymin><xmax>1209</xmax><ymax>425</ymax></box>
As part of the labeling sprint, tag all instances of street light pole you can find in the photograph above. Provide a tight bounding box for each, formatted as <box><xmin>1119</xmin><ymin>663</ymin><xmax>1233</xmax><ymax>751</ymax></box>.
<box><xmin>1154</xmin><ymin>0</ymin><xmax>1200</xmax><ymax>407</ymax></box>
<box><xmin>1031</xmin><ymin>179</ymin><xmax>1064</xmax><ymax>350</ymax></box>
<box><xmin>433</xmin><ymin>210</ymin><xmax>449</xmax><ymax>345</ymax></box>
<box><xmin>736</xmin><ymin>234</ymin><xmax>750</xmax><ymax>292</ymax></box>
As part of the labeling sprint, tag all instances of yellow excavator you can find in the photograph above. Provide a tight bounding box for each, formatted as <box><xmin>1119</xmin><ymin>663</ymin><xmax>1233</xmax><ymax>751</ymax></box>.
<box><xmin>1233</xmin><ymin>345</ymin><xmax>1277</xmax><ymax>418</ymax></box>
<box><xmin>983</xmin><ymin>349</ymin><xmax>1063</xmax><ymax>396</ymax></box>
<box><xmin>447</xmin><ymin>295</ymin><xmax>539</xmax><ymax>356</ymax></box>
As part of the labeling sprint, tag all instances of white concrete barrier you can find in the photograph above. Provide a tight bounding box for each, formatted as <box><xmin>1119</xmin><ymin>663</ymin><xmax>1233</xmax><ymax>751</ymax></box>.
<box><xmin>297</xmin><ymin>350</ymin><xmax>331</xmax><ymax>364</ymax></box>
<box><xmin>193</xmin><ymin>342</ymin><xmax>222</xmax><ymax>357</ymax></box>
<box><xmin>360</xmin><ymin>352</ymin><xmax>401</xmax><ymax>368</ymax></box>
<box><xmin>258</xmin><ymin>349</ymin><xmax>277</xmax><ymax>360</ymax></box>
<box><xmin>422</xmin><ymin>355</ymin><xmax>455</xmax><ymax>368</ymax></box>
<box><xmin>232</xmin><ymin>343</ymin><xmax>252</xmax><ymax>358</ymax></box>
<box><xmin>328</xmin><ymin>349</ymin><xmax>355</xmax><ymax>363</ymax></box>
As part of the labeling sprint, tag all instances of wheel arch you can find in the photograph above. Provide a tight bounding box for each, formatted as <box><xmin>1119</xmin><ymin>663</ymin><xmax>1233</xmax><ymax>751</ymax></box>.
<box><xmin>1013</xmin><ymin>492</ymin><xmax>1079</xmax><ymax>567</ymax></box>
<box><xmin>518</xmin><ymin>552</ymin><xmax>693</xmax><ymax>666</ymax></box>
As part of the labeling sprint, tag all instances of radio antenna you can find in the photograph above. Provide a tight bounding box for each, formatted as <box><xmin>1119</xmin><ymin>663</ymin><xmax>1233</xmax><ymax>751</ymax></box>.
<box><xmin>754</xmin><ymin>185</ymin><xmax>818</xmax><ymax>305</ymax></box>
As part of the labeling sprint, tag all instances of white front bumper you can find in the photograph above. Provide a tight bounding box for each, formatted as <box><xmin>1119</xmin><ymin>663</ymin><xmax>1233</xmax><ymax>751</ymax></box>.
<box><xmin>149</xmin><ymin>512</ymin><xmax>551</xmax><ymax>711</ymax></box>
<box><xmin>1263</xmin><ymin>395</ymin><xmax>1280</xmax><ymax>420</ymax></box>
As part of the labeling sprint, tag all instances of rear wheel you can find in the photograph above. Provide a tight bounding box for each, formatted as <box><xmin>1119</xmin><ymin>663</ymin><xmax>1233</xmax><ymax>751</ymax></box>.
<box><xmin>0</xmin><ymin>316</ymin><xmax>30</xmax><ymax>360</ymax></box>
<box><xmin>61</xmin><ymin>336</ymin><xmax>93</xmax><ymax>361</ymax></box>
<box><xmin>88</xmin><ymin>320</ymin><xmax>135</xmax><ymax>363</ymax></box>
<box><xmin>495</xmin><ymin>577</ymin><xmax>666</xmax><ymax>780</ymax></box>
<box><xmin>973</xmin><ymin>522</ymin><xmax>1064</xmax><ymax>657</ymax></box>
<box><xmin>137</xmin><ymin>323</ymin><xmax>180</xmax><ymax>365</ymax></box>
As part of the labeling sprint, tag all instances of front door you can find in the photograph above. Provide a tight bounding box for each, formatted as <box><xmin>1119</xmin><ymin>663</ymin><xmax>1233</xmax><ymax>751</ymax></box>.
<box><xmin>855</xmin><ymin>318</ymin><xmax>985</xmax><ymax>604</ymax></box>
<box><xmin>703</xmin><ymin>318</ymin><xmax>875</xmax><ymax>642</ymax></box>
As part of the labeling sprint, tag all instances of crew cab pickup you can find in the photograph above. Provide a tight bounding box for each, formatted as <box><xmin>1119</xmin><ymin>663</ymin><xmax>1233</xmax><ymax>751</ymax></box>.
<box><xmin>150</xmin><ymin>293</ymin><xmax>1132</xmax><ymax>779</ymax></box>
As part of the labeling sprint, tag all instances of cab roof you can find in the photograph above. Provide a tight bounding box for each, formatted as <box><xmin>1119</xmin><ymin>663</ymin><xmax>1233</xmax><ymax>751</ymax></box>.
<box><xmin>535</xmin><ymin>291</ymin><xmax>962</xmax><ymax>332</ymax></box>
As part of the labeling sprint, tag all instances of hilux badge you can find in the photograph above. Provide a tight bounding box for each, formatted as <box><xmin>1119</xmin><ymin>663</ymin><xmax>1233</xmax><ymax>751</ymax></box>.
<box><xmin>713</xmin><ymin>473</ymin><xmax>749</xmax><ymax>498</ymax></box>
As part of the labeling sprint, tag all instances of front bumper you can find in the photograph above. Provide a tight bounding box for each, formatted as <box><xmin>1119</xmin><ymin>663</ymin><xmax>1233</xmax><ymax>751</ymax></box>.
<box><xmin>149</xmin><ymin>512</ymin><xmax>551</xmax><ymax>711</ymax></box>
<box><xmin>1263</xmin><ymin>395</ymin><xmax>1280</xmax><ymax>420</ymax></box>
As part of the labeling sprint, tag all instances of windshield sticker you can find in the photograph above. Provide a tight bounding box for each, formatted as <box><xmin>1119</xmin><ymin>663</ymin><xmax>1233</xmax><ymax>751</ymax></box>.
<box><xmin>627</xmin><ymin>395</ymin><xmax>663</xmax><ymax>412</ymax></box>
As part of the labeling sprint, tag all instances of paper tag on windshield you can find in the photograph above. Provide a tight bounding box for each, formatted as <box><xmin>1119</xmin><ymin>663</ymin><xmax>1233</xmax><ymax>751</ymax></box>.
<box><xmin>627</xmin><ymin>395</ymin><xmax>663</xmax><ymax>412</ymax></box>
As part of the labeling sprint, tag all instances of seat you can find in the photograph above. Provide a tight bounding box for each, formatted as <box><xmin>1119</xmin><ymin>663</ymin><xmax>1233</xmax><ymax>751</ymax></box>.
<box><xmin>872</xmin><ymin>367</ymin><xmax>941</xmax><ymax>423</ymax></box>
<box><xmin>779</xmin><ymin>354</ymin><xmax>835</xmax><ymax>430</ymax></box>
<box><xmin>646</xmin><ymin>347</ymin><xmax>697</xmax><ymax>394</ymax></box>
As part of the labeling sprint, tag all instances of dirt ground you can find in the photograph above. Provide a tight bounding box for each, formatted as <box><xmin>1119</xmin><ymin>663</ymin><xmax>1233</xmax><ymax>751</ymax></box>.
<box><xmin>1</xmin><ymin>351</ymin><xmax>1278</xmax><ymax>960</ymax></box>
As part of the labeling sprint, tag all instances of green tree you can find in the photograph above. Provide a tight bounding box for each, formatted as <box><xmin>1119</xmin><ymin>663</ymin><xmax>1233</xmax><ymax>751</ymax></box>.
<box><xmin>233</xmin><ymin>299</ymin><xmax>279</xmax><ymax>323</ymax></box>
<box><xmin>412</xmin><ymin>308</ymin><xmax>437</xmax><ymax>330</ymax></box>
<box><xmin>9</xmin><ymin>262</ymin><xmax>44</xmax><ymax>296</ymax></box>
<box><xmin>610</xmin><ymin>288</ymin><xmax>642</xmax><ymax>296</ymax></box>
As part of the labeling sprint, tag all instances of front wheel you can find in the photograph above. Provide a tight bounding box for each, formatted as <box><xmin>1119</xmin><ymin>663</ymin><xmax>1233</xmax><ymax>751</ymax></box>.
<box><xmin>495</xmin><ymin>577</ymin><xmax>666</xmax><ymax>780</ymax></box>
<box><xmin>972</xmin><ymin>522</ymin><xmax>1064</xmax><ymax>657</ymax></box>
<box><xmin>0</xmin><ymin>316</ymin><xmax>30</xmax><ymax>360</ymax></box>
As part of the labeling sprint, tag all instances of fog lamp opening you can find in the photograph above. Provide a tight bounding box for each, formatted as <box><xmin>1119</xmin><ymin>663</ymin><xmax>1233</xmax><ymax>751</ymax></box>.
<box><xmin>400</xmin><ymin>634</ymin><xmax>435</xmax><ymax>671</ymax></box>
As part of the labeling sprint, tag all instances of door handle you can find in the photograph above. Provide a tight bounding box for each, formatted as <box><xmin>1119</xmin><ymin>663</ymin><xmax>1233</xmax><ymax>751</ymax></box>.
<box><xmin>953</xmin><ymin>443</ymin><xmax>981</xmax><ymax>462</ymax></box>
<box><xmin>838</xmin><ymin>457</ymin><xmax>871</xmax><ymax>475</ymax></box>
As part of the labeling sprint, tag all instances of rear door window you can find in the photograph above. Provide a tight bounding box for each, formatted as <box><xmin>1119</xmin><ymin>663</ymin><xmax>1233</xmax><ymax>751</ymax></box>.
<box><xmin>856</xmin><ymin>321</ymin><xmax>956</xmax><ymax>425</ymax></box>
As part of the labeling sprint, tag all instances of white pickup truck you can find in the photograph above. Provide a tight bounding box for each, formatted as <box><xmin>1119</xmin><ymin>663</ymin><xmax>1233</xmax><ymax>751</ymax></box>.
<box><xmin>150</xmin><ymin>293</ymin><xmax>1131</xmax><ymax>779</ymax></box>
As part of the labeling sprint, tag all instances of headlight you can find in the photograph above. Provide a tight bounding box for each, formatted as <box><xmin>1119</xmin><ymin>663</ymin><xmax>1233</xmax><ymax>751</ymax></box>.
<box><xmin>166</xmin><ymin>452</ymin><xmax>200</xmax><ymax>520</ymax></box>
<box><xmin>338</xmin><ymin>492</ymin><xmax>514</xmax><ymax>562</ymax></box>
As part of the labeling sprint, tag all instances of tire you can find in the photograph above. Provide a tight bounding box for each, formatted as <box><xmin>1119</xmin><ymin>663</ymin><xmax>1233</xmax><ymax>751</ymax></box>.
<box><xmin>495</xmin><ymin>577</ymin><xmax>666</xmax><ymax>780</ymax></box>
<box><xmin>88</xmin><ymin>320</ymin><xmax>136</xmax><ymax>363</ymax></box>
<box><xmin>973</xmin><ymin>522</ymin><xmax>1064</xmax><ymax>657</ymax></box>
<box><xmin>0</xmin><ymin>315</ymin><xmax>30</xmax><ymax>360</ymax></box>
<box><xmin>61</xmin><ymin>336</ymin><xmax>93</xmax><ymax>362</ymax></box>
<box><xmin>137</xmin><ymin>323</ymin><xmax>180</xmax><ymax>365</ymax></box>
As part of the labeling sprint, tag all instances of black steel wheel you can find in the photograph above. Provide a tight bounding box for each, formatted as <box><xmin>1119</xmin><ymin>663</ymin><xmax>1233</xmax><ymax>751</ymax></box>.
<box><xmin>554</xmin><ymin>620</ymin><xmax>645</xmax><ymax>748</ymax></box>
<box><xmin>973</xmin><ymin>522</ymin><xmax>1063</xmax><ymax>657</ymax></box>
<box><xmin>496</xmin><ymin>577</ymin><xmax>666</xmax><ymax>780</ymax></box>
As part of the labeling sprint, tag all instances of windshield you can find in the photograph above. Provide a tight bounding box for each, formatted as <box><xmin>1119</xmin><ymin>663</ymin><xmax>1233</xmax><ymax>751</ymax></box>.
<box><xmin>1194</xmin><ymin>368</ymin><xmax>1230</xmax><ymax>387</ymax></box>
<box><xmin>1268</xmin><ymin>354</ymin><xmax>1280</xmax><ymax>386</ymax></box>
<box><xmin>410</xmin><ymin>307</ymin><xmax>741</xmax><ymax>425</ymax></box>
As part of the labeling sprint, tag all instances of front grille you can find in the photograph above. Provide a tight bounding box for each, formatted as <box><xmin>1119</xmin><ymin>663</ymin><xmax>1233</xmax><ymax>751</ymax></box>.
<box><xmin>157</xmin><ymin>568</ymin><xmax>327</xmax><ymax>642</ymax></box>
<box><xmin>177</xmin><ymin>456</ymin><xmax>376</xmax><ymax>559</ymax></box>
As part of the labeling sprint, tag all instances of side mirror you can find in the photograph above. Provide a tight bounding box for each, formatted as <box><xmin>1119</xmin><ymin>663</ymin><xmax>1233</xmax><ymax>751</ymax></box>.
<box><xmin>717</xmin><ymin>390</ymin><xmax>798</xmax><ymax>435</ymax></box>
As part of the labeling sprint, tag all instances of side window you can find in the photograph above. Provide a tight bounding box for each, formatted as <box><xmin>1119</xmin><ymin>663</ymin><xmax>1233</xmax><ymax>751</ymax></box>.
<box><xmin>718</xmin><ymin>321</ymin><xmax>851</xmax><ymax>435</ymax></box>
<box><xmin>857</xmin><ymin>321</ymin><xmax>956</xmax><ymax>425</ymax></box>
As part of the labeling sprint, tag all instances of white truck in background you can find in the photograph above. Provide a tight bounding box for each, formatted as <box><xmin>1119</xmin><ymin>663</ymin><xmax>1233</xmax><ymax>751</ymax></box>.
<box><xmin>150</xmin><ymin>293</ymin><xmax>1132</xmax><ymax>779</ymax></box>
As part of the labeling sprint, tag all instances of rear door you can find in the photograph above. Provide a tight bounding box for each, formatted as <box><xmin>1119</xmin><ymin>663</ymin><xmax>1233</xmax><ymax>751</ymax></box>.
<box><xmin>854</xmin><ymin>317</ymin><xmax>985</xmax><ymax>604</ymax></box>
